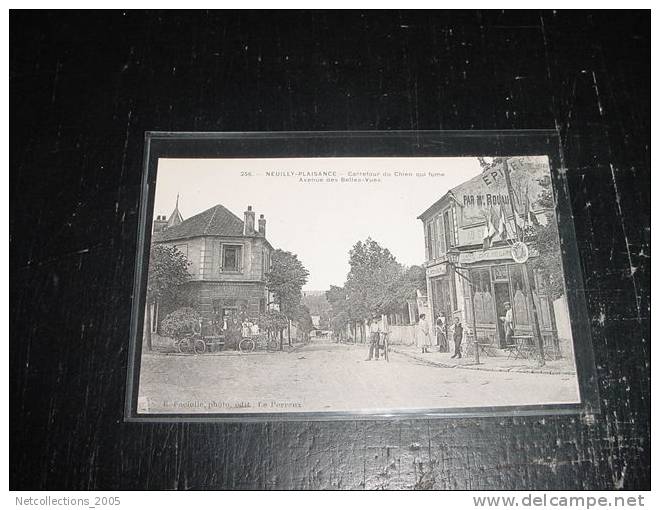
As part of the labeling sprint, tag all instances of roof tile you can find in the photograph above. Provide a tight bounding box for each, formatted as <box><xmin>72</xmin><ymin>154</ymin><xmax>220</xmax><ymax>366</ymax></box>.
<box><xmin>153</xmin><ymin>204</ymin><xmax>244</xmax><ymax>242</ymax></box>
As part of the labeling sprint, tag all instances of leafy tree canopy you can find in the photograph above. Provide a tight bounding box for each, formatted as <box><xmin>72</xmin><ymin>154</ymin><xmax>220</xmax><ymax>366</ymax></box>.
<box><xmin>147</xmin><ymin>244</ymin><xmax>191</xmax><ymax>302</ymax></box>
<box><xmin>344</xmin><ymin>238</ymin><xmax>423</xmax><ymax>318</ymax></box>
<box><xmin>530</xmin><ymin>179</ymin><xmax>565</xmax><ymax>300</ymax></box>
<box><xmin>294</xmin><ymin>304</ymin><xmax>314</xmax><ymax>334</ymax></box>
<box><xmin>265</xmin><ymin>249</ymin><xmax>310</xmax><ymax>316</ymax></box>
<box><xmin>161</xmin><ymin>307</ymin><xmax>200</xmax><ymax>339</ymax></box>
<box><xmin>256</xmin><ymin>310</ymin><xmax>289</xmax><ymax>333</ymax></box>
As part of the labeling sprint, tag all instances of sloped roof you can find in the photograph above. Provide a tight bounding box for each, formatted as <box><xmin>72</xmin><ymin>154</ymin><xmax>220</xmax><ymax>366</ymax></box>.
<box><xmin>166</xmin><ymin>204</ymin><xmax>183</xmax><ymax>228</ymax></box>
<box><xmin>153</xmin><ymin>203</ymin><xmax>245</xmax><ymax>242</ymax></box>
<box><xmin>166</xmin><ymin>195</ymin><xmax>184</xmax><ymax>228</ymax></box>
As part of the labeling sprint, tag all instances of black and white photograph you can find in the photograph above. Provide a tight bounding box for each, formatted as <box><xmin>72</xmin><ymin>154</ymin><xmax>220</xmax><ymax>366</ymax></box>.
<box><xmin>11</xmin><ymin>9</ymin><xmax>649</xmax><ymax>493</ymax></box>
<box><xmin>134</xmin><ymin>154</ymin><xmax>582</xmax><ymax>416</ymax></box>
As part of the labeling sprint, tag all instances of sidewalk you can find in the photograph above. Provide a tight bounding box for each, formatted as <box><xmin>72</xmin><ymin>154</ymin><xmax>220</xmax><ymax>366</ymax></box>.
<box><xmin>390</xmin><ymin>344</ymin><xmax>576</xmax><ymax>375</ymax></box>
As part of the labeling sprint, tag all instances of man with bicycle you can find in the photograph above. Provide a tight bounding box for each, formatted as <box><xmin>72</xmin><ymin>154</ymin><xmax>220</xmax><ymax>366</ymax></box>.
<box><xmin>365</xmin><ymin>315</ymin><xmax>382</xmax><ymax>361</ymax></box>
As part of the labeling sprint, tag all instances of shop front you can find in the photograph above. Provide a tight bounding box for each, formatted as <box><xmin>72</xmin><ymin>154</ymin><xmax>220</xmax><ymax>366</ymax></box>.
<box><xmin>458</xmin><ymin>252</ymin><xmax>558</xmax><ymax>350</ymax></box>
<box><xmin>425</xmin><ymin>261</ymin><xmax>457</xmax><ymax>352</ymax></box>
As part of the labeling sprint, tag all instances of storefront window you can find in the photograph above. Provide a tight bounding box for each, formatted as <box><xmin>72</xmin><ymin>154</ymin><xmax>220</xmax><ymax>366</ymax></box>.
<box><xmin>532</xmin><ymin>271</ymin><xmax>554</xmax><ymax>329</ymax></box>
<box><xmin>508</xmin><ymin>264</ymin><xmax>530</xmax><ymax>326</ymax></box>
<box><xmin>469</xmin><ymin>268</ymin><xmax>495</xmax><ymax>324</ymax></box>
<box><xmin>534</xmin><ymin>293</ymin><xmax>552</xmax><ymax>328</ymax></box>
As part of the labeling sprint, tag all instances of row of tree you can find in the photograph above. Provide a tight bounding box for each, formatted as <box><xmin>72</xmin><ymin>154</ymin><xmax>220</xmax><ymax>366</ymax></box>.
<box><xmin>326</xmin><ymin>238</ymin><xmax>426</xmax><ymax>342</ymax></box>
<box><xmin>264</xmin><ymin>249</ymin><xmax>312</xmax><ymax>348</ymax></box>
<box><xmin>324</xmin><ymin>172</ymin><xmax>564</xmax><ymax>343</ymax></box>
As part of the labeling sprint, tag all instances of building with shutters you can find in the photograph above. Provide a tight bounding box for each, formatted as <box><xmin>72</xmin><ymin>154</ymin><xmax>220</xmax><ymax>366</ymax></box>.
<box><xmin>418</xmin><ymin>156</ymin><xmax>564</xmax><ymax>353</ymax></box>
<box><xmin>150</xmin><ymin>201</ymin><xmax>273</xmax><ymax>329</ymax></box>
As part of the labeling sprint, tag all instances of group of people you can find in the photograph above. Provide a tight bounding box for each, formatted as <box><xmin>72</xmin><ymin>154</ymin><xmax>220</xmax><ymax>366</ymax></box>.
<box><xmin>417</xmin><ymin>313</ymin><xmax>464</xmax><ymax>358</ymax></box>
<box><xmin>415</xmin><ymin>300</ymin><xmax>516</xmax><ymax>358</ymax></box>
<box><xmin>362</xmin><ymin>312</ymin><xmax>465</xmax><ymax>361</ymax></box>
<box><xmin>215</xmin><ymin>315</ymin><xmax>261</xmax><ymax>347</ymax></box>
<box><xmin>359</xmin><ymin>300</ymin><xmax>518</xmax><ymax>362</ymax></box>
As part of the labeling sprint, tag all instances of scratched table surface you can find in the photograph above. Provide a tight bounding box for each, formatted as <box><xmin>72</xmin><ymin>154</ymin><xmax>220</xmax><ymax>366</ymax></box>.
<box><xmin>10</xmin><ymin>11</ymin><xmax>649</xmax><ymax>490</ymax></box>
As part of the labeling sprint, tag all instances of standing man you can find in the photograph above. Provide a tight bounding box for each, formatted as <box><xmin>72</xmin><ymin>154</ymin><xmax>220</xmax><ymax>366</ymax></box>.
<box><xmin>435</xmin><ymin>315</ymin><xmax>447</xmax><ymax>352</ymax></box>
<box><xmin>365</xmin><ymin>316</ymin><xmax>381</xmax><ymax>361</ymax></box>
<box><xmin>379</xmin><ymin>314</ymin><xmax>390</xmax><ymax>361</ymax></box>
<box><xmin>501</xmin><ymin>302</ymin><xmax>514</xmax><ymax>346</ymax></box>
<box><xmin>451</xmin><ymin>316</ymin><xmax>463</xmax><ymax>359</ymax></box>
<box><xmin>227</xmin><ymin>315</ymin><xmax>242</xmax><ymax>350</ymax></box>
<box><xmin>418</xmin><ymin>313</ymin><xmax>431</xmax><ymax>354</ymax></box>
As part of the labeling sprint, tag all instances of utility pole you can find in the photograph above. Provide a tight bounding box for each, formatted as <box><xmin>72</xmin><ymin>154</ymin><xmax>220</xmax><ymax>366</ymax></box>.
<box><xmin>446</xmin><ymin>249</ymin><xmax>479</xmax><ymax>364</ymax></box>
<box><xmin>502</xmin><ymin>159</ymin><xmax>545</xmax><ymax>365</ymax></box>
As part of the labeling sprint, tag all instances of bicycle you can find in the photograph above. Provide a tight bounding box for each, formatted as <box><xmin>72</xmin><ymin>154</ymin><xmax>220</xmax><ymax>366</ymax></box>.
<box><xmin>239</xmin><ymin>333</ymin><xmax>279</xmax><ymax>353</ymax></box>
<box><xmin>174</xmin><ymin>320</ymin><xmax>211</xmax><ymax>354</ymax></box>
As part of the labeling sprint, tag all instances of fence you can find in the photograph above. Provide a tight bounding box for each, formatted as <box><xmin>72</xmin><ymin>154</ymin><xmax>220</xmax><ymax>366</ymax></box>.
<box><xmin>386</xmin><ymin>325</ymin><xmax>418</xmax><ymax>346</ymax></box>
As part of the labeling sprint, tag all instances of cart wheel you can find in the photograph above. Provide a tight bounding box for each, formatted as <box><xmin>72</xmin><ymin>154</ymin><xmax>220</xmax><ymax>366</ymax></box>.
<box><xmin>239</xmin><ymin>338</ymin><xmax>255</xmax><ymax>353</ymax></box>
<box><xmin>194</xmin><ymin>339</ymin><xmax>207</xmax><ymax>354</ymax></box>
<box><xmin>267</xmin><ymin>338</ymin><xmax>279</xmax><ymax>351</ymax></box>
<box><xmin>177</xmin><ymin>338</ymin><xmax>191</xmax><ymax>354</ymax></box>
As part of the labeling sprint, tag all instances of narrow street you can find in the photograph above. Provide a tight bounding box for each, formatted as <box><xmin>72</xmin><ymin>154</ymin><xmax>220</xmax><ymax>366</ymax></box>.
<box><xmin>138</xmin><ymin>341</ymin><xmax>580</xmax><ymax>414</ymax></box>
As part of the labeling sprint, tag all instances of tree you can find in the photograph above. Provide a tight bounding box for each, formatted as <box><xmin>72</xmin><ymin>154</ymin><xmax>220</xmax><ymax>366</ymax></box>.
<box><xmin>295</xmin><ymin>304</ymin><xmax>314</xmax><ymax>342</ymax></box>
<box><xmin>145</xmin><ymin>244</ymin><xmax>191</xmax><ymax>350</ymax></box>
<box><xmin>318</xmin><ymin>313</ymin><xmax>331</xmax><ymax>330</ymax></box>
<box><xmin>391</xmin><ymin>265</ymin><xmax>426</xmax><ymax>311</ymax></box>
<box><xmin>265</xmin><ymin>249</ymin><xmax>309</xmax><ymax>349</ymax></box>
<box><xmin>256</xmin><ymin>310</ymin><xmax>289</xmax><ymax>341</ymax></box>
<box><xmin>530</xmin><ymin>178</ymin><xmax>565</xmax><ymax>301</ymax></box>
<box><xmin>345</xmin><ymin>238</ymin><xmax>403</xmax><ymax>318</ymax></box>
<box><xmin>326</xmin><ymin>240</ymin><xmax>427</xmax><ymax>340</ymax></box>
<box><xmin>326</xmin><ymin>285</ymin><xmax>351</xmax><ymax>340</ymax></box>
<box><xmin>161</xmin><ymin>307</ymin><xmax>201</xmax><ymax>340</ymax></box>
<box><xmin>479</xmin><ymin>158</ymin><xmax>565</xmax><ymax>301</ymax></box>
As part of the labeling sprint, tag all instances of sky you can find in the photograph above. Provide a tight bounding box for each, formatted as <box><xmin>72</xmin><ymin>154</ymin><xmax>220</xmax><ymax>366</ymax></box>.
<box><xmin>153</xmin><ymin>157</ymin><xmax>484</xmax><ymax>290</ymax></box>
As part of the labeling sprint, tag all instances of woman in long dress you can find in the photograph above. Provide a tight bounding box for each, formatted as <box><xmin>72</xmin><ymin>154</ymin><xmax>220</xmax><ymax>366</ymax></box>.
<box><xmin>417</xmin><ymin>313</ymin><xmax>432</xmax><ymax>353</ymax></box>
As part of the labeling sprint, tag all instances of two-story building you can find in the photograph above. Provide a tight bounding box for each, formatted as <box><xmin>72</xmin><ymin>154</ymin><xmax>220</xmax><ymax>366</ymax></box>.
<box><xmin>152</xmin><ymin>202</ymin><xmax>273</xmax><ymax>326</ymax></box>
<box><xmin>418</xmin><ymin>156</ymin><xmax>560</xmax><ymax>352</ymax></box>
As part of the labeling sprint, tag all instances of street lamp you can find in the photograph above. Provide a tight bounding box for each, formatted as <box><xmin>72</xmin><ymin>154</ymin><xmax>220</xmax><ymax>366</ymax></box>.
<box><xmin>446</xmin><ymin>247</ymin><xmax>480</xmax><ymax>364</ymax></box>
<box><xmin>445</xmin><ymin>247</ymin><xmax>460</xmax><ymax>266</ymax></box>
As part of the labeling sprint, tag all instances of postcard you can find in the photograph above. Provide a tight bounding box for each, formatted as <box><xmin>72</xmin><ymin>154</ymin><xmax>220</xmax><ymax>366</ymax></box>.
<box><xmin>129</xmin><ymin>148</ymin><xmax>587</xmax><ymax>419</ymax></box>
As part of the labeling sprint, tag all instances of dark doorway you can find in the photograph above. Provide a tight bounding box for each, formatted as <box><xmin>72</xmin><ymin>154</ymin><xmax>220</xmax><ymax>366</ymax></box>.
<box><xmin>431</xmin><ymin>277</ymin><xmax>453</xmax><ymax>351</ymax></box>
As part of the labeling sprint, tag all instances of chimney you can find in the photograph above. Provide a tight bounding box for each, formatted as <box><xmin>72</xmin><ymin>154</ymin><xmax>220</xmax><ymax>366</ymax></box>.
<box><xmin>244</xmin><ymin>205</ymin><xmax>256</xmax><ymax>235</ymax></box>
<box><xmin>258</xmin><ymin>214</ymin><xmax>266</xmax><ymax>236</ymax></box>
<box><xmin>153</xmin><ymin>214</ymin><xmax>167</xmax><ymax>233</ymax></box>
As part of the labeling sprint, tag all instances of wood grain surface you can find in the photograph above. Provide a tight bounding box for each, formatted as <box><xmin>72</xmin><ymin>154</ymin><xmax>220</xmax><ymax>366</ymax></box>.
<box><xmin>10</xmin><ymin>11</ymin><xmax>650</xmax><ymax>490</ymax></box>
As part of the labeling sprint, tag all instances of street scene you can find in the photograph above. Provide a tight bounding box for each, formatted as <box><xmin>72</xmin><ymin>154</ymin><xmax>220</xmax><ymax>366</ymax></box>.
<box><xmin>138</xmin><ymin>341</ymin><xmax>579</xmax><ymax>414</ymax></box>
<box><xmin>136</xmin><ymin>156</ymin><xmax>581</xmax><ymax>414</ymax></box>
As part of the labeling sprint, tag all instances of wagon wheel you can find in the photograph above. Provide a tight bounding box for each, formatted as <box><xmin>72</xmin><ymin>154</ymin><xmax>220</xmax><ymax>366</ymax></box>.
<box><xmin>193</xmin><ymin>338</ymin><xmax>207</xmax><ymax>354</ymax></box>
<box><xmin>239</xmin><ymin>338</ymin><xmax>256</xmax><ymax>353</ymax></box>
<box><xmin>267</xmin><ymin>337</ymin><xmax>279</xmax><ymax>351</ymax></box>
<box><xmin>177</xmin><ymin>338</ymin><xmax>192</xmax><ymax>354</ymax></box>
